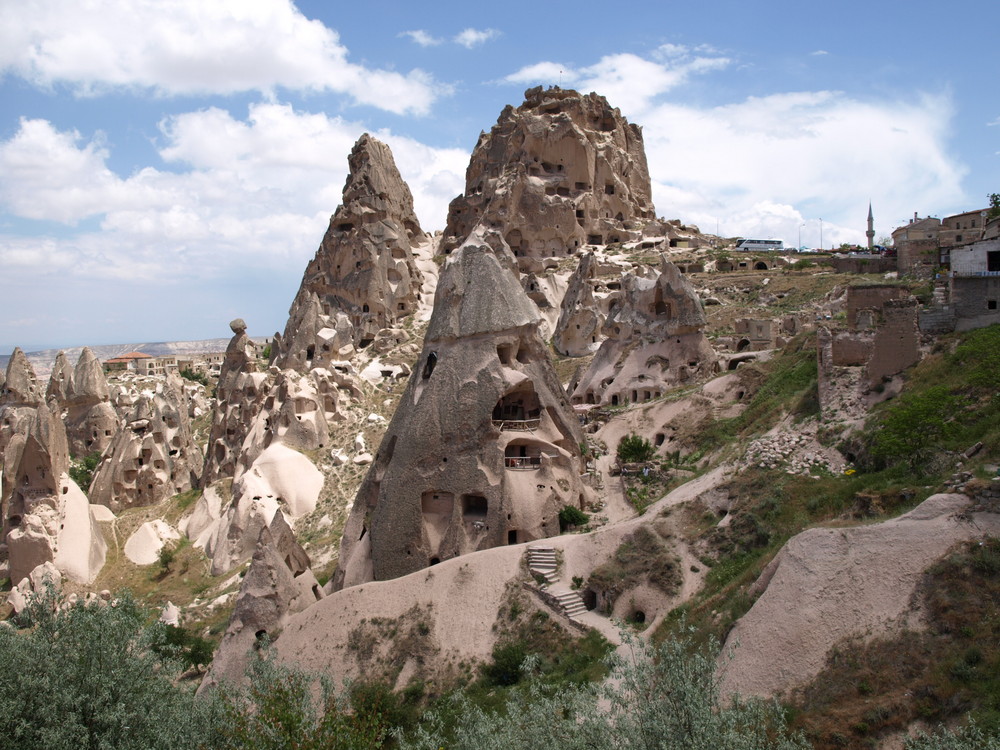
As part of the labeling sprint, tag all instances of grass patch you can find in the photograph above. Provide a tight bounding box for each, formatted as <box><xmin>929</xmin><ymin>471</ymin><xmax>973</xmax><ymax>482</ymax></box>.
<box><xmin>588</xmin><ymin>526</ymin><xmax>681</xmax><ymax>613</ymax></box>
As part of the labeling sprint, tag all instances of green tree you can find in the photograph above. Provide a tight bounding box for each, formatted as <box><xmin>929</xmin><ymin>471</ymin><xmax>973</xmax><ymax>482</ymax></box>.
<box><xmin>559</xmin><ymin>505</ymin><xmax>590</xmax><ymax>531</ymax></box>
<box><xmin>0</xmin><ymin>587</ymin><xmax>214</xmax><ymax>750</ymax></box>
<box><xmin>402</xmin><ymin>631</ymin><xmax>809</xmax><ymax>750</ymax></box>
<box><xmin>214</xmin><ymin>651</ymin><xmax>391</xmax><ymax>750</ymax></box>
<box><xmin>988</xmin><ymin>193</ymin><xmax>1000</xmax><ymax>219</ymax></box>
<box><xmin>617</xmin><ymin>434</ymin><xmax>656</xmax><ymax>463</ymax></box>
<box><xmin>69</xmin><ymin>450</ymin><xmax>102</xmax><ymax>493</ymax></box>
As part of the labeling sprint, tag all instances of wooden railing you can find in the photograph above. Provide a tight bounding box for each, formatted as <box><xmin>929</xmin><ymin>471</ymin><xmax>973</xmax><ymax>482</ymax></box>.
<box><xmin>492</xmin><ymin>418</ymin><xmax>541</xmax><ymax>431</ymax></box>
<box><xmin>504</xmin><ymin>456</ymin><xmax>541</xmax><ymax>470</ymax></box>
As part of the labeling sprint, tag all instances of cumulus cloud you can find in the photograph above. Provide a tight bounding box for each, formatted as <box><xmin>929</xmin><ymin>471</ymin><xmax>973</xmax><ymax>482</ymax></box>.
<box><xmin>642</xmin><ymin>91</ymin><xmax>966</xmax><ymax>245</ymax></box>
<box><xmin>454</xmin><ymin>28</ymin><xmax>500</xmax><ymax>48</ymax></box>
<box><xmin>0</xmin><ymin>0</ymin><xmax>444</xmax><ymax>114</ymax></box>
<box><xmin>400</xmin><ymin>29</ymin><xmax>443</xmax><ymax>47</ymax></box>
<box><xmin>505</xmin><ymin>45</ymin><xmax>730</xmax><ymax>113</ymax></box>
<box><xmin>0</xmin><ymin>103</ymin><xmax>468</xmax><ymax>284</ymax></box>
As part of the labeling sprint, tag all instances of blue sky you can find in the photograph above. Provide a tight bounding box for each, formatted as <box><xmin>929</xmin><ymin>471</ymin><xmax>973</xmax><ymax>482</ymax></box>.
<box><xmin>1</xmin><ymin>0</ymin><xmax>997</xmax><ymax>353</ymax></box>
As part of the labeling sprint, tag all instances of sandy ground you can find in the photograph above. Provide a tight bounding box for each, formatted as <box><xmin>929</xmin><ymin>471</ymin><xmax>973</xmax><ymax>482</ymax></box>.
<box><xmin>718</xmin><ymin>493</ymin><xmax>1000</xmax><ymax>699</ymax></box>
<box><xmin>272</xmin><ymin>458</ymin><xmax>737</xmax><ymax>682</ymax></box>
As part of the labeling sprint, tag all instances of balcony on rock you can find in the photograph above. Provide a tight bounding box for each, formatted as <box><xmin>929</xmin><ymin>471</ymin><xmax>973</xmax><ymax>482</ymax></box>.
<box><xmin>492</xmin><ymin>383</ymin><xmax>542</xmax><ymax>431</ymax></box>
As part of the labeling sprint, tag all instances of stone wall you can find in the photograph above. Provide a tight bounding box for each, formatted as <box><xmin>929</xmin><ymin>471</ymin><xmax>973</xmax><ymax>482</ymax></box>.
<box><xmin>951</xmin><ymin>276</ymin><xmax>1000</xmax><ymax>331</ymax></box>
<box><xmin>867</xmin><ymin>299</ymin><xmax>919</xmax><ymax>386</ymax></box>
<box><xmin>830</xmin><ymin>256</ymin><xmax>896</xmax><ymax>275</ymax></box>
<box><xmin>896</xmin><ymin>238</ymin><xmax>940</xmax><ymax>278</ymax></box>
<box><xmin>846</xmin><ymin>285</ymin><xmax>908</xmax><ymax>328</ymax></box>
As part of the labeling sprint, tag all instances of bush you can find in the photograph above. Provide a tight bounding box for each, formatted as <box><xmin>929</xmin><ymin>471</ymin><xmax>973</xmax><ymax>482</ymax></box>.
<box><xmin>69</xmin><ymin>451</ymin><xmax>102</xmax><ymax>492</ymax></box>
<box><xmin>179</xmin><ymin>367</ymin><xmax>209</xmax><ymax>387</ymax></box>
<box><xmin>617</xmin><ymin>434</ymin><xmax>656</xmax><ymax>463</ymax></box>
<box><xmin>558</xmin><ymin>505</ymin><xmax>590</xmax><ymax>531</ymax></box>
<box><xmin>402</xmin><ymin>630</ymin><xmax>809</xmax><ymax>750</ymax></box>
<box><xmin>0</xmin><ymin>587</ymin><xmax>213</xmax><ymax>749</ymax></box>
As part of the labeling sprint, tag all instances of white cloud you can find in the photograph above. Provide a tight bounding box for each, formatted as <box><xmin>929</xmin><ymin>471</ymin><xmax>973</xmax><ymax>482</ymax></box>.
<box><xmin>0</xmin><ymin>103</ymin><xmax>467</xmax><ymax>285</ymax></box>
<box><xmin>811</xmin><ymin>50</ymin><xmax>829</xmax><ymax>56</ymax></box>
<box><xmin>454</xmin><ymin>28</ymin><xmax>500</xmax><ymax>49</ymax></box>
<box><xmin>505</xmin><ymin>47</ymin><xmax>730</xmax><ymax>114</ymax></box>
<box><xmin>0</xmin><ymin>0</ymin><xmax>444</xmax><ymax>114</ymax></box>
<box><xmin>642</xmin><ymin>91</ymin><xmax>966</xmax><ymax>245</ymax></box>
<box><xmin>401</xmin><ymin>29</ymin><xmax>443</xmax><ymax>47</ymax></box>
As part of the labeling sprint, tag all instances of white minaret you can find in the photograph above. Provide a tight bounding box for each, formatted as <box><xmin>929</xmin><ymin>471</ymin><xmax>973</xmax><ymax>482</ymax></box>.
<box><xmin>866</xmin><ymin>202</ymin><xmax>875</xmax><ymax>250</ymax></box>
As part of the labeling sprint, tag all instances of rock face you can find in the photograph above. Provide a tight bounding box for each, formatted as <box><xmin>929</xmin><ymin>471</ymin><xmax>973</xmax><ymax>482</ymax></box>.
<box><xmin>719</xmin><ymin>494</ymin><xmax>1000</xmax><ymax>699</ymax></box>
<box><xmin>552</xmin><ymin>251</ymin><xmax>604</xmax><ymax>356</ymax></box>
<box><xmin>199</xmin><ymin>512</ymin><xmax>323</xmax><ymax>692</ymax></box>
<box><xmin>570</xmin><ymin>256</ymin><xmax>716</xmax><ymax>406</ymax></box>
<box><xmin>89</xmin><ymin>375</ymin><xmax>202</xmax><ymax>512</ymax></box>
<box><xmin>274</xmin><ymin>134</ymin><xmax>425</xmax><ymax>370</ymax></box>
<box><xmin>202</xmin><ymin>320</ymin><xmax>268</xmax><ymax>485</ymax></box>
<box><xmin>4</xmin><ymin>401</ymin><xmax>106</xmax><ymax>584</ymax></box>
<box><xmin>1</xmin><ymin>348</ymin><xmax>40</xmax><ymax>407</ymax></box>
<box><xmin>442</xmin><ymin>86</ymin><xmax>659</xmax><ymax>270</ymax></box>
<box><xmin>63</xmin><ymin>348</ymin><xmax>119</xmax><ymax>458</ymax></box>
<box><xmin>45</xmin><ymin>351</ymin><xmax>73</xmax><ymax>405</ymax></box>
<box><xmin>333</xmin><ymin>231</ymin><xmax>591</xmax><ymax>589</ymax></box>
<box><xmin>202</xmin><ymin>442</ymin><xmax>324</xmax><ymax>576</ymax></box>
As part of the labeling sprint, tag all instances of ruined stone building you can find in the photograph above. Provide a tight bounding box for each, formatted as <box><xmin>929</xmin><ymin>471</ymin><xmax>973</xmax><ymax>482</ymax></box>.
<box><xmin>333</xmin><ymin>232</ymin><xmax>591</xmax><ymax>589</ymax></box>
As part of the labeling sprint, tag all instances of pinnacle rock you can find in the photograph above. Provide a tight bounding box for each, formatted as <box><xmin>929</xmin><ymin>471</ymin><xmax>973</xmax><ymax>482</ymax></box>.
<box><xmin>274</xmin><ymin>133</ymin><xmax>425</xmax><ymax>371</ymax></box>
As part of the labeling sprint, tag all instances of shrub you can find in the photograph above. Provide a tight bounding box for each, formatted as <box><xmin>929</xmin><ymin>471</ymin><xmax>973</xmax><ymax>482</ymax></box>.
<box><xmin>617</xmin><ymin>434</ymin><xmax>656</xmax><ymax>463</ymax></box>
<box><xmin>0</xmin><ymin>587</ymin><xmax>213</xmax><ymax>749</ymax></box>
<box><xmin>179</xmin><ymin>367</ymin><xmax>209</xmax><ymax>386</ymax></box>
<box><xmin>402</xmin><ymin>630</ymin><xmax>809</xmax><ymax>750</ymax></box>
<box><xmin>68</xmin><ymin>451</ymin><xmax>102</xmax><ymax>492</ymax></box>
<box><xmin>558</xmin><ymin>505</ymin><xmax>590</xmax><ymax>531</ymax></box>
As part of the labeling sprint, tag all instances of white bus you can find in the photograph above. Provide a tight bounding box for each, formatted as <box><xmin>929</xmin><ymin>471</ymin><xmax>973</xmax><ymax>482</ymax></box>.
<box><xmin>735</xmin><ymin>238</ymin><xmax>784</xmax><ymax>252</ymax></box>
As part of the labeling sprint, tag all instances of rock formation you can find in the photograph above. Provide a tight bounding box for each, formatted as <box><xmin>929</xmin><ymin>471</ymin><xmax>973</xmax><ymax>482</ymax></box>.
<box><xmin>442</xmin><ymin>86</ymin><xmax>661</xmax><ymax>271</ymax></box>
<box><xmin>200</xmin><ymin>512</ymin><xmax>323</xmax><ymax>692</ymax></box>
<box><xmin>719</xmin><ymin>493</ymin><xmax>1000</xmax><ymax>698</ymax></box>
<box><xmin>4</xmin><ymin>401</ymin><xmax>106</xmax><ymax>584</ymax></box>
<box><xmin>88</xmin><ymin>374</ymin><xmax>202</xmax><ymax>512</ymax></box>
<box><xmin>63</xmin><ymin>348</ymin><xmax>119</xmax><ymax>458</ymax></box>
<box><xmin>570</xmin><ymin>256</ymin><xmax>716</xmax><ymax>407</ymax></box>
<box><xmin>1</xmin><ymin>348</ymin><xmax>40</xmax><ymax>407</ymax></box>
<box><xmin>552</xmin><ymin>251</ymin><xmax>604</xmax><ymax>356</ymax></box>
<box><xmin>202</xmin><ymin>319</ymin><xmax>269</xmax><ymax>485</ymax></box>
<box><xmin>45</xmin><ymin>351</ymin><xmax>73</xmax><ymax>405</ymax></box>
<box><xmin>333</xmin><ymin>231</ymin><xmax>591</xmax><ymax>589</ymax></box>
<box><xmin>273</xmin><ymin>134</ymin><xmax>425</xmax><ymax>370</ymax></box>
<box><xmin>202</xmin><ymin>442</ymin><xmax>324</xmax><ymax>576</ymax></box>
<box><xmin>1</xmin><ymin>349</ymin><xmax>43</xmax><ymax>526</ymax></box>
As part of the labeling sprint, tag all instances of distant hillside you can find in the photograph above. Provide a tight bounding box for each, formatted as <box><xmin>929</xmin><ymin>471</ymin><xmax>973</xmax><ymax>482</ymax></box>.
<box><xmin>0</xmin><ymin>338</ymin><xmax>269</xmax><ymax>379</ymax></box>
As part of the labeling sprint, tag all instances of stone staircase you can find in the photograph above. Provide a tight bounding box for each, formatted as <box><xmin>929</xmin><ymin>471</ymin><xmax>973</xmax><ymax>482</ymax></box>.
<box><xmin>526</xmin><ymin>545</ymin><xmax>588</xmax><ymax>620</ymax></box>
<box><xmin>526</xmin><ymin>545</ymin><xmax>559</xmax><ymax>585</ymax></box>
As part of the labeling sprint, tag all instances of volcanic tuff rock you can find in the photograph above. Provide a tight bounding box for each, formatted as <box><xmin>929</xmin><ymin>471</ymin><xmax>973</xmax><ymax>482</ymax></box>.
<box><xmin>5</xmin><ymin>401</ymin><xmax>106</xmax><ymax>585</ymax></box>
<box><xmin>1</xmin><ymin>348</ymin><xmax>40</xmax><ymax>407</ymax></box>
<box><xmin>202</xmin><ymin>319</ymin><xmax>269</xmax><ymax>485</ymax></box>
<box><xmin>89</xmin><ymin>374</ymin><xmax>202</xmax><ymax>512</ymax></box>
<box><xmin>442</xmin><ymin>86</ymin><xmax>662</xmax><ymax>271</ymax></box>
<box><xmin>553</xmin><ymin>251</ymin><xmax>604</xmax><ymax>356</ymax></box>
<box><xmin>333</xmin><ymin>230</ymin><xmax>591</xmax><ymax>589</ymax></box>
<box><xmin>46</xmin><ymin>351</ymin><xmax>73</xmax><ymax>405</ymax></box>
<box><xmin>571</xmin><ymin>256</ymin><xmax>716</xmax><ymax>407</ymax></box>
<box><xmin>62</xmin><ymin>348</ymin><xmax>118</xmax><ymax>458</ymax></box>
<box><xmin>200</xmin><ymin>512</ymin><xmax>323</xmax><ymax>692</ymax></box>
<box><xmin>274</xmin><ymin>134</ymin><xmax>425</xmax><ymax>370</ymax></box>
